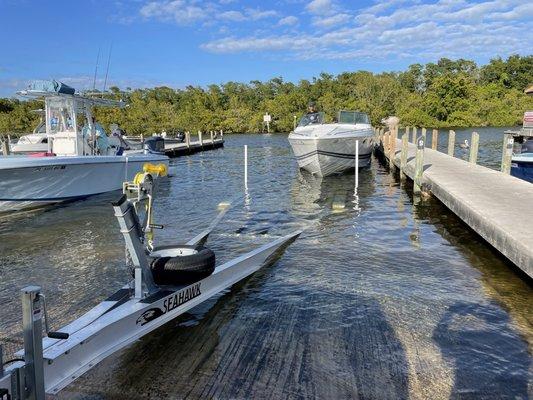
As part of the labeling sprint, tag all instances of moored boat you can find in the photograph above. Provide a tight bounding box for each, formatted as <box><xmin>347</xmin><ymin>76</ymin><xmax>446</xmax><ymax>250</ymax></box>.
<box><xmin>0</xmin><ymin>80</ymin><xmax>169</xmax><ymax>214</ymax></box>
<box><xmin>288</xmin><ymin>110</ymin><xmax>374</xmax><ymax>177</ymax></box>
<box><xmin>510</xmin><ymin>111</ymin><xmax>533</xmax><ymax>183</ymax></box>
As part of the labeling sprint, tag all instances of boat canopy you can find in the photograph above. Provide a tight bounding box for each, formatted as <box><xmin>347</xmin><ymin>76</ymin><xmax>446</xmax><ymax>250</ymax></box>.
<box><xmin>338</xmin><ymin>110</ymin><xmax>370</xmax><ymax>125</ymax></box>
<box><xmin>298</xmin><ymin>112</ymin><xmax>325</xmax><ymax>127</ymax></box>
<box><xmin>27</xmin><ymin>80</ymin><xmax>75</xmax><ymax>95</ymax></box>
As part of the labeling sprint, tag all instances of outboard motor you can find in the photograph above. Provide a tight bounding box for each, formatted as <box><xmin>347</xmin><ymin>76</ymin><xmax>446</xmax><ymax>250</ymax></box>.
<box><xmin>144</xmin><ymin>136</ymin><xmax>165</xmax><ymax>154</ymax></box>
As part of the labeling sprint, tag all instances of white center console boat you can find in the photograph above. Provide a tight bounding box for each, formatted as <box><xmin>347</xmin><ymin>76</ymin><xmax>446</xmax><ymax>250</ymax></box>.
<box><xmin>0</xmin><ymin>80</ymin><xmax>169</xmax><ymax>214</ymax></box>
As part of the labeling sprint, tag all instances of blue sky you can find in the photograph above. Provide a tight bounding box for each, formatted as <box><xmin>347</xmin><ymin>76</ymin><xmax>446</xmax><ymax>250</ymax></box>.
<box><xmin>0</xmin><ymin>0</ymin><xmax>531</xmax><ymax>96</ymax></box>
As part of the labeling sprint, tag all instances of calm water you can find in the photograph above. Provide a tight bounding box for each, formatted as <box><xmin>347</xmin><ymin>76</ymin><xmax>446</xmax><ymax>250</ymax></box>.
<box><xmin>0</xmin><ymin>133</ymin><xmax>531</xmax><ymax>399</ymax></box>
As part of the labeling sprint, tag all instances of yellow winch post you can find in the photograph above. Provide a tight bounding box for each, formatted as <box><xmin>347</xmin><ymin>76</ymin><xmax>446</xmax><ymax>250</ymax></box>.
<box><xmin>122</xmin><ymin>163</ymin><xmax>167</xmax><ymax>248</ymax></box>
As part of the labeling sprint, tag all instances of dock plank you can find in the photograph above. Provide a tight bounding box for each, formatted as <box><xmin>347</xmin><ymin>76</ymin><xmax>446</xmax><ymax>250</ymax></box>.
<box><xmin>384</xmin><ymin>140</ymin><xmax>533</xmax><ymax>278</ymax></box>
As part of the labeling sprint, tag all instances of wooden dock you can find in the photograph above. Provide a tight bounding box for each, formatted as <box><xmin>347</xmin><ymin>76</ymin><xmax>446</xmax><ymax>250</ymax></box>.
<box><xmin>164</xmin><ymin>138</ymin><xmax>224</xmax><ymax>158</ymax></box>
<box><xmin>375</xmin><ymin>128</ymin><xmax>533</xmax><ymax>279</ymax></box>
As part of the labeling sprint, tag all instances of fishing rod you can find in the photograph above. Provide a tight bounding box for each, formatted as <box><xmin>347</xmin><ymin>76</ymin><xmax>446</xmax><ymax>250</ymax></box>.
<box><xmin>103</xmin><ymin>43</ymin><xmax>113</xmax><ymax>95</ymax></box>
<box><xmin>92</xmin><ymin>46</ymin><xmax>100</xmax><ymax>91</ymax></box>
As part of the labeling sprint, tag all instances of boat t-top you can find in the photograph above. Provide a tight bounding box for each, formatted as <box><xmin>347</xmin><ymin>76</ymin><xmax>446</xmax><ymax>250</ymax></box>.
<box><xmin>288</xmin><ymin>109</ymin><xmax>374</xmax><ymax>177</ymax></box>
<box><xmin>0</xmin><ymin>80</ymin><xmax>169</xmax><ymax>214</ymax></box>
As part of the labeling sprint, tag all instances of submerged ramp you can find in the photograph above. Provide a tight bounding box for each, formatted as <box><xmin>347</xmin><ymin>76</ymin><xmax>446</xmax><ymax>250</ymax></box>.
<box><xmin>382</xmin><ymin>139</ymin><xmax>533</xmax><ymax>278</ymax></box>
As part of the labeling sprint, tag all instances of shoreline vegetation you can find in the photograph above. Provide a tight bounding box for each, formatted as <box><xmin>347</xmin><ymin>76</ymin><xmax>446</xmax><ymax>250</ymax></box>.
<box><xmin>0</xmin><ymin>55</ymin><xmax>532</xmax><ymax>136</ymax></box>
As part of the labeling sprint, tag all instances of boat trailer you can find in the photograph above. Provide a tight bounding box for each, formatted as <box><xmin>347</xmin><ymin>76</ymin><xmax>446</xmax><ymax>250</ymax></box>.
<box><xmin>0</xmin><ymin>170</ymin><xmax>301</xmax><ymax>399</ymax></box>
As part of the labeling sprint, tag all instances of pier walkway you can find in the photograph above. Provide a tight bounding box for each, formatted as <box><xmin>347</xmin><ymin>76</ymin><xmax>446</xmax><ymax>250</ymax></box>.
<box><xmin>164</xmin><ymin>138</ymin><xmax>224</xmax><ymax>158</ymax></box>
<box><xmin>378</xmin><ymin>139</ymin><xmax>533</xmax><ymax>278</ymax></box>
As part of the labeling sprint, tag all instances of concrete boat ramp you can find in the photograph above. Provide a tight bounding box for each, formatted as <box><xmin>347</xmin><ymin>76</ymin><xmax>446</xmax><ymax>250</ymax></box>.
<box><xmin>377</xmin><ymin>138</ymin><xmax>533</xmax><ymax>279</ymax></box>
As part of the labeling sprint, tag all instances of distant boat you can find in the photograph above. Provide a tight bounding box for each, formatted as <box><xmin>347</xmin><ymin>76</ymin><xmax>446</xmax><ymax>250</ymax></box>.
<box><xmin>10</xmin><ymin>110</ymin><xmax>48</xmax><ymax>154</ymax></box>
<box><xmin>288</xmin><ymin>110</ymin><xmax>374</xmax><ymax>177</ymax></box>
<box><xmin>511</xmin><ymin>111</ymin><xmax>533</xmax><ymax>183</ymax></box>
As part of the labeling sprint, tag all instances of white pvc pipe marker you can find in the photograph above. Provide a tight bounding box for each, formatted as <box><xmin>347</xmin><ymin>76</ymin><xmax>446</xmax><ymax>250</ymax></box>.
<box><xmin>244</xmin><ymin>145</ymin><xmax>248</xmax><ymax>190</ymax></box>
<box><xmin>355</xmin><ymin>139</ymin><xmax>359</xmax><ymax>190</ymax></box>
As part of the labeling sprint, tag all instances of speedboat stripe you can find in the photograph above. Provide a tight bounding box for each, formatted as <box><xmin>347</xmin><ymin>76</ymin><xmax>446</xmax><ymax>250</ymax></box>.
<box><xmin>296</xmin><ymin>150</ymin><xmax>371</xmax><ymax>160</ymax></box>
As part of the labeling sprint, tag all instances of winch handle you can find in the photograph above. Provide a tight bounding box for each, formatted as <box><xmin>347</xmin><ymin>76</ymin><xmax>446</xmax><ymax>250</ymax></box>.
<box><xmin>38</xmin><ymin>294</ymin><xmax>69</xmax><ymax>340</ymax></box>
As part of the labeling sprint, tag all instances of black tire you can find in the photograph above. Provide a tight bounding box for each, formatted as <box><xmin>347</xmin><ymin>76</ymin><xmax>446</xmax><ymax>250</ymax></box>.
<box><xmin>149</xmin><ymin>245</ymin><xmax>216</xmax><ymax>285</ymax></box>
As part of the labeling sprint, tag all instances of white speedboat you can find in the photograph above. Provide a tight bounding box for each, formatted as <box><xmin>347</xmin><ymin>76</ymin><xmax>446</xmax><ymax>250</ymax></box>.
<box><xmin>10</xmin><ymin>110</ymin><xmax>48</xmax><ymax>154</ymax></box>
<box><xmin>288</xmin><ymin>110</ymin><xmax>374</xmax><ymax>176</ymax></box>
<box><xmin>0</xmin><ymin>80</ymin><xmax>169</xmax><ymax>214</ymax></box>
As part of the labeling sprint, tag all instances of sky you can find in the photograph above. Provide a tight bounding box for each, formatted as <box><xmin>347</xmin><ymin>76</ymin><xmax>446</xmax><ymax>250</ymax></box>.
<box><xmin>0</xmin><ymin>0</ymin><xmax>531</xmax><ymax>96</ymax></box>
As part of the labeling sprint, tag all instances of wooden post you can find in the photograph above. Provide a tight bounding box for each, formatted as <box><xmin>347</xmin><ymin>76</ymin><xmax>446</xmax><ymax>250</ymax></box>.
<box><xmin>210</xmin><ymin>130</ymin><xmax>214</xmax><ymax>146</ymax></box>
<box><xmin>432</xmin><ymin>129</ymin><xmax>438</xmax><ymax>150</ymax></box>
<box><xmin>400</xmin><ymin>131</ymin><xmax>408</xmax><ymax>180</ymax></box>
<box><xmin>501</xmin><ymin>133</ymin><xmax>514</xmax><ymax>174</ymax></box>
<box><xmin>421</xmin><ymin>127</ymin><xmax>427</xmax><ymax>145</ymax></box>
<box><xmin>198</xmin><ymin>130</ymin><xmax>203</xmax><ymax>146</ymax></box>
<box><xmin>389</xmin><ymin>127</ymin><xmax>397</xmax><ymax>169</ymax></box>
<box><xmin>469</xmin><ymin>131</ymin><xmax>479</xmax><ymax>164</ymax></box>
<box><xmin>220</xmin><ymin>130</ymin><xmax>223</xmax><ymax>139</ymax></box>
<box><xmin>1</xmin><ymin>139</ymin><xmax>10</xmax><ymax>156</ymax></box>
<box><xmin>186</xmin><ymin>131</ymin><xmax>190</xmax><ymax>148</ymax></box>
<box><xmin>447</xmin><ymin>130</ymin><xmax>455</xmax><ymax>157</ymax></box>
<box><xmin>414</xmin><ymin>136</ymin><xmax>425</xmax><ymax>194</ymax></box>
<box><xmin>411</xmin><ymin>127</ymin><xmax>417</xmax><ymax>143</ymax></box>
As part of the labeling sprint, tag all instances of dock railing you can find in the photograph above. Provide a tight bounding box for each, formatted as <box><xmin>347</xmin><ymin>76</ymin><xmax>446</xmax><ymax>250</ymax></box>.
<box><xmin>375</xmin><ymin>126</ymin><xmax>517</xmax><ymax>177</ymax></box>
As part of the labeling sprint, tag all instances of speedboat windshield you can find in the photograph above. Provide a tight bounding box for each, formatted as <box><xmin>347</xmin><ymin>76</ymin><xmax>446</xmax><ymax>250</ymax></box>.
<box><xmin>338</xmin><ymin>111</ymin><xmax>370</xmax><ymax>124</ymax></box>
<box><xmin>298</xmin><ymin>112</ymin><xmax>324</xmax><ymax>127</ymax></box>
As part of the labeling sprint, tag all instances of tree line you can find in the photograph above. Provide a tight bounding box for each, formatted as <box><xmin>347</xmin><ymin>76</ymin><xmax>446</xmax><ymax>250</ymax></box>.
<box><xmin>1</xmin><ymin>55</ymin><xmax>532</xmax><ymax>136</ymax></box>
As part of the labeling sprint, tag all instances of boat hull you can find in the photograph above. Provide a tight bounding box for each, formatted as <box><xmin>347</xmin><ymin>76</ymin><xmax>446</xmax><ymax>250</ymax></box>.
<box><xmin>0</xmin><ymin>154</ymin><xmax>169</xmax><ymax>213</ymax></box>
<box><xmin>288</xmin><ymin>135</ymin><xmax>373</xmax><ymax>176</ymax></box>
<box><xmin>511</xmin><ymin>154</ymin><xmax>533</xmax><ymax>183</ymax></box>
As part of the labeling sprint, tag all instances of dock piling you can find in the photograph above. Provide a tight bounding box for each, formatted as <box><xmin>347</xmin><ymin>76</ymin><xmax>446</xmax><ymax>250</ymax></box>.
<box><xmin>501</xmin><ymin>133</ymin><xmax>514</xmax><ymax>174</ymax></box>
<box><xmin>421</xmin><ymin>127</ymin><xmax>427</xmax><ymax>144</ymax></box>
<box><xmin>198</xmin><ymin>131</ymin><xmax>203</xmax><ymax>147</ymax></box>
<box><xmin>411</xmin><ymin>127</ymin><xmax>417</xmax><ymax>143</ymax></box>
<box><xmin>432</xmin><ymin>129</ymin><xmax>438</xmax><ymax>150</ymax></box>
<box><xmin>448</xmin><ymin>130</ymin><xmax>455</xmax><ymax>157</ymax></box>
<box><xmin>414</xmin><ymin>136</ymin><xmax>425</xmax><ymax>194</ymax></box>
<box><xmin>469</xmin><ymin>131</ymin><xmax>479</xmax><ymax>164</ymax></box>
<box><xmin>400</xmin><ymin>131</ymin><xmax>408</xmax><ymax>180</ymax></box>
<box><xmin>210</xmin><ymin>131</ymin><xmax>214</xmax><ymax>147</ymax></box>
<box><xmin>1</xmin><ymin>139</ymin><xmax>10</xmax><ymax>156</ymax></box>
<box><xmin>389</xmin><ymin>127</ymin><xmax>397</xmax><ymax>170</ymax></box>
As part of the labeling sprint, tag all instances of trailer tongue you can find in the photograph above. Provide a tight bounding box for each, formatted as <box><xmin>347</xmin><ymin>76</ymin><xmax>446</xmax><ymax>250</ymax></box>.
<box><xmin>0</xmin><ymin>167</ymin><xmax>301</xmax><ymax>399</ymax></box>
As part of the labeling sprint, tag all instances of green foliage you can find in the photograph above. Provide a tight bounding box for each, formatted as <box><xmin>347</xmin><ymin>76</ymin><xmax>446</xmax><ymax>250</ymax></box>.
<box><xmin>1</xmin><ymin>55</ymin><xmax>532</xmax><ymax>135</ymax></box>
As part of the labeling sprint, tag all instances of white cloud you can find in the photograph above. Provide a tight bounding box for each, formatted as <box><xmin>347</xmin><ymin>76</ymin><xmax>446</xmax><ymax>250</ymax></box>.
<box><xmin>220</xmin><ymin>10</ymin><xmax>246</xmax><ymax>21</ymax></box>
<box><xmin>306</xmin><ymin>0</ymin><xmax>334</xmax><ymax>15</ymax></box>
<box><xmin>139</xmin><ymin>0</ymin><xmax>207</xmax><ymax>25</ymax></box>
<box><xmin>278</xmin><ymin>15</ymin><xmax>299</xmax><ymax>26</ymax></box>
<box><xmin>246</xmin><ymin>8</ymin><xmax>278</xmax><ymax>20</ymax></box>
<box><xmin>139</xmin><ymin>1</ymin><xmax>277</xmax><ymax>25</ymax></box>
<box><xmin>201</xmin><ymin>0</ymin><xmax>532</xmax><ymax>61</ymax></box>
<box><xmin>312</xmin><ymin>13</ymin><xmax>351</xmax><ymax>28</ymax></box>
